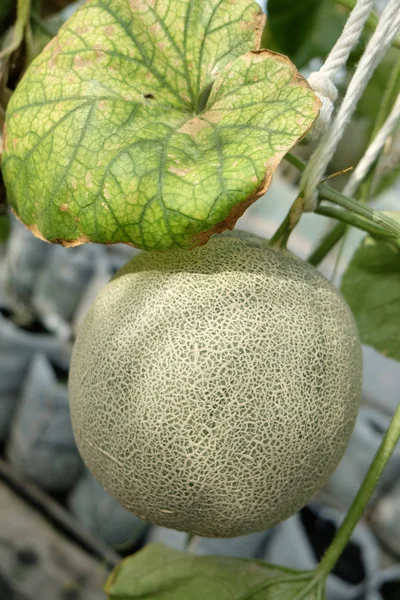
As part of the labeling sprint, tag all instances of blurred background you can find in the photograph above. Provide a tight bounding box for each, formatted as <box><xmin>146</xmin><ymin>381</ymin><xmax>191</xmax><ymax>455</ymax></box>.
<box><xmin>0</xmin><ymin>0</ymin><xmax>400</xmax><ymax>599</ymax></box>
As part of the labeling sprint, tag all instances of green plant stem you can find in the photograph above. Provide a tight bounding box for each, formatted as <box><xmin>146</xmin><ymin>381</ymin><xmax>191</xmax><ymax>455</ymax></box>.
<box><xmin>269</xmin><ymin>214</ymin><xmax>291</xmax><ymax>249</ymax></box>
<box><xmin>318</xmin><ymin>185</ymin><xmax>400</xmax><ymax>235</ymax></box>
<box><xmin>315</xmin><ymin>205</ymin><xmax>396</xmax><ymax>239</ymax></box>
<box><xmin>335</xmin><ymin>0</ymin><xmax>400</xmax><ymax>51</ymax></box>
<box><xmin>185</xmin><ymin>534</ymin><xmax>200</xmax><ymax>553</ymax></box>
<box><xmin>285</xmin><ymin>152</ymin><xmax>306</xmax><ymax>173</ymax></box>
<box><xmin>284</xmin><ymin>153</ymin><xmax>400</xmax><ymax>238</ymax></box>
<box><xmin>308</xmin><ymin>222</ymin><xmax>346</xmax><ymax>266</ymax></box>
<box><xmin>0</xmin><ymin>0</ymin><xmax>31</xmax><ymax>60</ymax></box>
<box><xmin>269</xmin><ymin>195</ymin><xmax>304</xmax><ymax>250</ymax></box>
<box><xmin>185</xmin><ymin>533</ymin><xmax>194</xmax><ymax>549</ymax></box>
<box><xmin>316</xmin><ymin>404</ymin><xmax>400</xmax><ymax>578</ymax></box>
<box><xmin>24</xmin><ymin>18</ymin><xmax>34</xmax><ymax>65</ymax></box>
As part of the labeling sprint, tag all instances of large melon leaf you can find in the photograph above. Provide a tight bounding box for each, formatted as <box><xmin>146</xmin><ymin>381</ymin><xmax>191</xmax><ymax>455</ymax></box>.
<box><xmin>2</xmin><ymin>0</ymin><xmax>319</xmax><ymax>250</ymax></box>
<box><xmin>104</xmin><ymin>543</ymin><xmax>326</xmax><ymax>599</ymax></box>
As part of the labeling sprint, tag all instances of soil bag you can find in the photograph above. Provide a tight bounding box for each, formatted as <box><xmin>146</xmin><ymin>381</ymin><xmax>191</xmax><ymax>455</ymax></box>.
<box><xmin>33</xmin><ymin>244</ymin><xmax>103</xmax><ymax>325</ymax></box>
<box><xmin>7</xmin><ymin>353</ymin><xmax>82</xmax><ymax>492</ymax></box>
<box><xmin>367</xmin><ymin>566</ymin><xmax>400</xmax><ymax>600</ymax></box>
<box><xmin>0</xmin><ymin>308</ymin><xmax>70</xmax><ymax>443</ymax></box>
<box><xmin>5</xmin><ymin>219</ymin><xmax>50</xmax><ymax>302</ymax></box>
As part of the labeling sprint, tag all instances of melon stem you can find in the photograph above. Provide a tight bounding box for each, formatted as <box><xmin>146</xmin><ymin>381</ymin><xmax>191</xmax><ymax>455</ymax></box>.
<box><xmin>185</xmin><ymin>534</ymin><xmax>200</xmax><ymax>553</ymax></box>
<box><xmin>269</xmin><ymin>195</ymin><xmax>305</xmax><ymax>250</ymax></box>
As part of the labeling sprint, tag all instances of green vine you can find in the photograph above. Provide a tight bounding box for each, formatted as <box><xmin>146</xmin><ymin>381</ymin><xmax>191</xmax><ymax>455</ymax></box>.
<box><xmin>315</xmin><ymin>205</ymin><xmax>397</xmax><ymax>239</ymax></box>
<box><xmin>308</xmin><ymin>223</ymin><xmax>346</xmax><ymax>266</ymax></box>
<box><xmin>283</xmin><ymin>153</ymin><xmax>400</xmax><ymax>244</ymax></box>
<box><xmin>269</xmin><ymin>195</ymin><xmax>305</xmax><ymax>250</ymax></box>
<box><xmin>317</xmin><ymin>404</ymin><xmax>400</xmax><ymax>578</ymax></box>
<box><xmin>0</xmin><ymin>0</ymin><xmax>32</xmax><ymax>61</ymax></box>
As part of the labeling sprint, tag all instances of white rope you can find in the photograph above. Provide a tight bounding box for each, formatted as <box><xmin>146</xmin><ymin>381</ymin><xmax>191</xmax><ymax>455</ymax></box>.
<box><xmin>343</xmin><ymin>93</ymin><xmax>400</xmax><ymax>197</ymax></box>
<box><xmin>302</xmin><ymin>0</ymin><xmax>400</xmax><ymax>211</ymax></box>
<box><xmin>307</xmin><ymin>0</ymin><xmax>375</xmax><ymax>138</ymax></box>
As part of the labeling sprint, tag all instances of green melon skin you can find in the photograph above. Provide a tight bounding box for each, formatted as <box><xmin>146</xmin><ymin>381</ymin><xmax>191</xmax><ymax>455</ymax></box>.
<box><xmin>69</xmin><ymin>234</ymin><xmax>362</xmax><ymax>538</ymax></box>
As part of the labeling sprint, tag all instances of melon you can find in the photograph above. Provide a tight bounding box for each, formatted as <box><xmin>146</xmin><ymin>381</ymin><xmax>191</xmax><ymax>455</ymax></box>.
<box><xmin>69</xmin><ymin>233</ymin><xmax>362</xmax><ymax>537</ymax></box>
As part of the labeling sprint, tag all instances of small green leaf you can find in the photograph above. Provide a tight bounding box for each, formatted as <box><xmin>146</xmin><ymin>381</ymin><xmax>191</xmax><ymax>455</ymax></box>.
<box><xmin>2</xmin><ymin>0</ymin><xmax>319</xmax><ymax>251</ymax></box>
<box><xmin>341</xmin><ymin>228</ymin><xmax>400</xmax><ymax>362</ymax></box>
<box><xmin>104</xmin><ymin>544</ymin><xmax>326</xmax><ymax>600</ymax></box>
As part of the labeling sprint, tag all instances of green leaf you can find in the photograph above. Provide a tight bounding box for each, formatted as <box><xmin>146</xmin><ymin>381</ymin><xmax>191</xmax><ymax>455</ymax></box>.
<box><xmin>2</xmin><ymin>0</ymin><xmax>319</xmax><ymax>251</ymax></box>
<box><xmin>263</xmin><ymin>0</ymin><xmax>346</xmax><ymax>68</ymax></box>
<box><xmin>341</xmin><ymin>228</ymin><xmax>400</xmax><ymax>362</ymax></box>
<box><xmin>104</xmin><ymin>544</ymin><xmax>326</xmax><ymax>600</ymax></box>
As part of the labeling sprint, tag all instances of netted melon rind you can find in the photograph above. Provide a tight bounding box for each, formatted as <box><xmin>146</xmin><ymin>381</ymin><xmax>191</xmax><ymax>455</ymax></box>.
<box><xmin>69</xmin><ymin>234</ymin><xmax>362</xmax><ymax>537</ymax></box>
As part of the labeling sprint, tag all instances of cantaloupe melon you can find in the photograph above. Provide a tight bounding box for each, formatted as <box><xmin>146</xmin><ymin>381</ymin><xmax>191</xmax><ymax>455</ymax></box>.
<box><xmin>69</xmin><ymin>233</ymin><xmax>362</xmax><ymax>537</ymax></box>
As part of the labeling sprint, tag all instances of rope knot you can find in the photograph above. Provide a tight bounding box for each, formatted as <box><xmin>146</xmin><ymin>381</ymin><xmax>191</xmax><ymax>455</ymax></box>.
<box><xmin>308</xmin><ymin>71</ymin><xmax>338</xmax><ymax>102</ymax></box>
<box><xmin>307</xmin><ymin>71</ymin><xmax>338</xmax><ymax>142</ymax></box>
